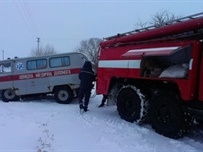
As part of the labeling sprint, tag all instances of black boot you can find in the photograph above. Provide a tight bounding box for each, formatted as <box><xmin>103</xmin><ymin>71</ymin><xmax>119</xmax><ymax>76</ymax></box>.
<box><xmin>79</xmin><ymin>103</ymin><xmax>84</xmax><ymax>110</ymax></box>
<box><xmin>98</xmin><ymin>103</ymin><xmax>105</xmax><ymax>108</ymax></box>
<box><xmin>99</xmin><ymin>95</ymin><xmax>107</xmax><ymax>108</ymax></box>
<box><xmin>83</xmin><ymin>106</ymin><xmax>89</xmax><ymax>112</ymax></box>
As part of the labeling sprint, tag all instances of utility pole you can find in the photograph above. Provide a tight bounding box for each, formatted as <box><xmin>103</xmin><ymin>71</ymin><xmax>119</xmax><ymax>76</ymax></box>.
<box><xmin>37</xmin><ymin>37</ymin><xmax>40</xmax><ymax>51</ymax></box>
<box><xmin>2</xmin><ymin>50</ymin><xmax>4</xmax><ymax>60</ymax></box>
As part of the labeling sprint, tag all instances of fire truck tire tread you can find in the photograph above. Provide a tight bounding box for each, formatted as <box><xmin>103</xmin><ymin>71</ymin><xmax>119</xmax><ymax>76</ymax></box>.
<box><xmin>117</xmin><ymin>85</ymin><xmax>147</xmax><ymax>124</ymax></box>
<box><xmin>149</xmin><ymin>93</ymin><xmax>188</xmax><ymax>139</ymax></box>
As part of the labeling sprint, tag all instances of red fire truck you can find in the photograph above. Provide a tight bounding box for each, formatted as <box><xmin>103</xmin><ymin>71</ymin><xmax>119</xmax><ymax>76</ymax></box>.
<box><xmin>96</xmin><ymin>12</ymin><xmax>203</xmax><ymax>138</ymax></box>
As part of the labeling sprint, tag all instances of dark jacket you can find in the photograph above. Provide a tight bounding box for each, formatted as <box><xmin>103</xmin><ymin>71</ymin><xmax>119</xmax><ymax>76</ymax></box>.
<box><xmin>79</xmin><ymin>61</ymin><xmax>95</xmax><ymax>89</ymax></box>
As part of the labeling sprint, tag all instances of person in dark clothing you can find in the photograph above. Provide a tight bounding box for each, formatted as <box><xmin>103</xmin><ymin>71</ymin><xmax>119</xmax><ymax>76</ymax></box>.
<box><xmin>78</xmin><ymin>61</ymin><xmax>96</xmax><ymax>112</ymax></box>
<box><xmin>98</xmin><ymin>94</ymin><xmax>108</xmax><ymax>108</ymax></box>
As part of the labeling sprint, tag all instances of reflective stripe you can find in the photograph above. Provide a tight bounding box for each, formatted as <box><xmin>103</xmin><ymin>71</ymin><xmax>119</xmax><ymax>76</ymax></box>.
<box><xmin>98</xmin><ymin>60</ymin><xmax>141</xmax><ymax>69</ymax></box>
<box><xmin>189</xmin><ymin>59</ymin><xmax>193</xmax><ymax>70</ymax></box>
<box><xmin>80</xmin><ymin>70</ymin><xmax>94</xmax><ymax>75</ymax></box>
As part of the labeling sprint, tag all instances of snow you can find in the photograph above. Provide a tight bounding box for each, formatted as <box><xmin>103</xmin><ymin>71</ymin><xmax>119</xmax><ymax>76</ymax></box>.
<box><xmin>0</xmin><ymin>95</ymin><xmax>203</xmax><ymax>152</ymax></box>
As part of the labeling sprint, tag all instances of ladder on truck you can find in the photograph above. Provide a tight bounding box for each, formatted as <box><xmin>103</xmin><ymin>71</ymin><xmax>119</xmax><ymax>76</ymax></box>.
<box><xmin>105</xmin><ymin>12</ymin><xmax>203</xmax><ymax>40</ymax></box>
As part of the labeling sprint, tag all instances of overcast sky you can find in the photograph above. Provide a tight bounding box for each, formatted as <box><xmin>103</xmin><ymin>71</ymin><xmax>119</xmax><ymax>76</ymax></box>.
<box><xmin>0</xmin><ymin>0</ymin><xmax>202</xmax><ymax>59</ymax></box>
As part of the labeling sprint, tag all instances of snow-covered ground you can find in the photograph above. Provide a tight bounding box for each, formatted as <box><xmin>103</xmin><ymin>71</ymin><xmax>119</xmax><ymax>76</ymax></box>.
<box><xmin>0</xmin><ymin>94</ymin><xmax>203</xmax><ymax>152</ymax></box>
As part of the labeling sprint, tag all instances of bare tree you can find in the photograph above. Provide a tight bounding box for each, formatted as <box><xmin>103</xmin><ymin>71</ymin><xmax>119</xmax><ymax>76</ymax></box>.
<box><xmin>31</xmin><ymin>44</ymin><xmax>57</xmax><ymax>56</ymax></box>
<box><xmin>150</xmin><ymin>10</ymin><xmax>181</xmax><ymax>27</ymax></box>
<box><xmin>75</xmin><ymin>38</ymin><xmax>102</xmax><ymax>65</ymax></box>
<box><xmin>135</xmin><ymin>19</ymin><xmax>149</xmax><ymax>29</ymax></box>
<box><xmin>136</xmin><ymin>10</ymin><xmax>181</xmax><ymax>28</ymax></box>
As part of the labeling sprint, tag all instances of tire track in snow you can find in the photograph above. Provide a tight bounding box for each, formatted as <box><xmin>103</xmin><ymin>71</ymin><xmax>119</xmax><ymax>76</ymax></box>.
<box><xmin>36</xmin><ymin>113</ymin><xmax>55</xmax><ymax>152</ymax></box>
<box><xmin>77</xmin><ymin>106</ymin><xmax>202</xmax><ymax>151</ymax></box>
<box><xmin>78</xmin><ymin>108</ymin><xmax>152</xmax><ymax>150</ymax></box>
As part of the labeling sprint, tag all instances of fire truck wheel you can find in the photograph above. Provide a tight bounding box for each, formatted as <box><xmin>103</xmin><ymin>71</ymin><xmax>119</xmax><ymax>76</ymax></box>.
<box><xmin>149</xmin><ymin>93</ymin><xmax>187</xmax><ymax>139</ymax></box>
<box><xmin>117</xmin><ymin>86</ymin><xmax>146</xmax><ymax>124</ymax></box>
<box><xmin>1</xmin><ymin>89</ymin><xmax>19</xmax><ymax>102</ymax></box>
<box><xmin>54</xmin><ymin>87</ymin><xmax>73</xmax><ymax>104</ymax></box>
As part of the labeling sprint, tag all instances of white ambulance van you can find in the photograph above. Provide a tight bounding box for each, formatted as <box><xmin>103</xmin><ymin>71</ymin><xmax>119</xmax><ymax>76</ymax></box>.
<box><xmin>0</xmin><ymin>52</ymin><xmax>88</xmax><ymax>104</ymax></box>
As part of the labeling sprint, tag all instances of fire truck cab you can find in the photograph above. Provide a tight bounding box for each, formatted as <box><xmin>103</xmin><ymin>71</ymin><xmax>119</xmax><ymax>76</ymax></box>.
<box><xmin>96</xmin><ymin>12</ymin><xmax>203</xmax><ymax>138</ymax></box>
<box><xmin>0</xmin><ymin>52</ymin><xmax>88</xmax><ymax>104</ymax></box>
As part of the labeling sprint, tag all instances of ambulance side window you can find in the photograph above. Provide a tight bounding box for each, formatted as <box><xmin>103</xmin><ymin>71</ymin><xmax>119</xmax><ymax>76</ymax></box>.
<box><xmin>0</xmin><ymin>62</ymin><xmax>11</xmax><ymax>73</ymax></box>
<box><xmin>27</xmin><ymin>59</ymin><xmax>47</xmax><ymax>70</ymax></box>
<box><xmin>49</xmin><ymin>56</ymin><xmax>70</xmax><ymax>68</ymax></box>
